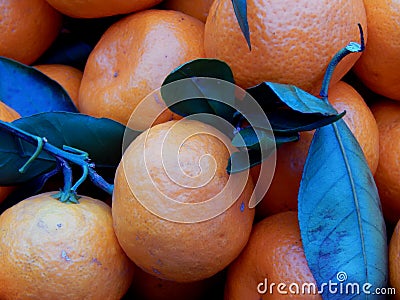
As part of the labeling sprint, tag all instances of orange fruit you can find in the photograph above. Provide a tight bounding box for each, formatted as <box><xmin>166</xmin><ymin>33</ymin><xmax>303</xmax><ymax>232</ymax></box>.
<box><xmin>112</xmin><ymin>119</ymin><xmax>255</xmax><ymax>282</ymax></box>
<box><xmin>79</xmin><ymin>9</ymin><xmax>205</xmax><ymax>126</ymax></box>
<box><xmin>389</xmin><ymin>218</ymin><xmax>400</xmax><ymax>294</ymax></box>
<box><xmin>0</xmin><ymin>186</ymin><xmax>14</xmax><ymax>205</ymax></box>
<box><xmin>204</xmin><ymin>0</ymin><xmax>367</xmax><ymax>93</ymax></box>
<box><xmin>34</xmin><ymin>64</ymin><xmax>83</xmax><ymax>109</ymax></box>
<box><xmin>250</xmin><ymin>131</ymin><xmax>314</xmax><ymax>218</ymax></box>
<box><xmin>224</xmin><ymin>211</ymin><xmax>321</xmax><ymax>299</ymax></box>
<box><xmin>0</xmin><ymin>101</ymin><xmax>20</xmax><ymax>204</ymax></box>
<box><xmin>0</xmin><ymin>0</ymin><xmax>62</xmax><ymax>65</ymax></box>
<box><xmin>162</xmin><ymin>0</ymin><xmax>214</xmax><ymax>23</ymax></box>
<box><xmin>371</xmin><ymin>99</ymin><xmax>400</xmax><ymax>224</ymax></box>
<box><xmin>353</xmin><ymin>0</ymin><xmax>400</xmax><ymax>100</ymax></box>
<box><xmin>44</xmin><ymin>0</ymin><xmax>162</xmax><ymax>18</ymax></box>
<box><xmin>328</xmin><ymin>80</ymin><xmax>379</xmax><ymax>173</ymax></box>
<box><xmin>0</xmin><ymin>192</ymin><xmax>135</xmax><ymax>299</ymax></box>
<box><xmin>128</xmin><ymin>265</ymin><xmax>223</xmax><ymax>300</ymax></box>
<box><xmin>253</xmin><ymin>81</ymin><xmax>379</xmax><ymax>218</ymax></box>
<box><xmin>0</xmin><ymin>101</ymin><xmax>20</xmax><ymax>123</ymax></box>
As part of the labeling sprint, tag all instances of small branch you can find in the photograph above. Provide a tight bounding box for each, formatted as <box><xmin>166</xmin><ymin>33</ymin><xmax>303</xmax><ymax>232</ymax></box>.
<box><xmin>0</xmin><ymin>120</ymin><xmax>114</xmax><ymax>199</ymax></box>
<box><xmin>88</xmin><ymin>168</ymin><xmax>114</xmax><ymax>195</ymax></box>
<box><xmin>319</xmin><ymin>24</ymin><xmax>365</xmax><ymax>100</ymax></box>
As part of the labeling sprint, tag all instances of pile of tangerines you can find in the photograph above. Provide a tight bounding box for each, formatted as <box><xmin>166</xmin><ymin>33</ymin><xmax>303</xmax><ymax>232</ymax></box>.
<box><xmin>0</xmin><ymin>0</ymin><xmax>399</xmax><ymax>299</ymax></box>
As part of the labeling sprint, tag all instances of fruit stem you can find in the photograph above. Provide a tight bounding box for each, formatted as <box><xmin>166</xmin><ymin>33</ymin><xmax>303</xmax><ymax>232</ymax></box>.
<box><xmin>18</xmin><ymin>136</ymin><xmax>45</xmax><ymax>173</ymax></box>
<box><xmin>319</xmin><ymin>24</ymin><xmax>365</xmax><ymax>101</ymax></box>
<box><xmin>0</xmin><ymin>120</ymin><xmax>114</xmax><ymax>199</ymax></box>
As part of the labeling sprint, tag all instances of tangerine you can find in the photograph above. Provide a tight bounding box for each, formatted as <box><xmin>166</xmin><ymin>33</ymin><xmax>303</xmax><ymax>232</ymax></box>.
<box><xmin>204</xmin><ymin>0</ymin><xmax>367</xmax><ymax>93</ymax></box>
<box><xmin>112</xmin><ymin>119</ymin><xmax>255</xmax><ymax>282</ymax></box>
<box><xmin>0</xmin><ymin>192</ymin><xmax>135</xmax><ymax>299</ymax></box>
<box><xmin>79</xmin><ymin>9</ymin><xmax>205</xmax><ymax>127</ymax></box>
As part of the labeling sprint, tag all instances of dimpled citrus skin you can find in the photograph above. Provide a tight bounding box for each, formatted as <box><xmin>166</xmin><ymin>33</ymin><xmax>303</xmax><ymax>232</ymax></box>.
<box><xmin>371</xmin><ymin>100</ymin><xmax>400</xmax><ymax>224</ymax></box>
<box><xmin>353</xmin><ymin>0</ymin><xmax>400</xmax><ymax>100</ymax></box>
<box><xmin>0</xmin><ymin>192</ymin><xmax>135</xmax><ymax>300</ymax></box>
<box><xmin>328</xmin><ymin>81</ymin><xmax>379</xmax><ymax>174</ymax></box>
<box><xmin>79</xmin><ymin>9</ymin><xmax>205</xmax><ymax>126</ymax></box>
<box><xmin>44</xmin><ymin>0</ymin><xmax>162</xmax><ymax>18</ymax></box>
<box><xmin>224</xmin><ymin>211</ymin><xmax>321</xmax><ymax>299</ymax></box>
<box><xmin>204</xmin><ymin>0</ymin><xmax>367</xmax><ymax>94</ymax></box>
<box><xmin>112</xmin><ymin>119</ymin><xmax>255</xmax><ymax>282</ymax></box>
<box><xmin>0</xmin><ymin>0</ymin><xmax>62</xmax><ymax>65</ymax></box>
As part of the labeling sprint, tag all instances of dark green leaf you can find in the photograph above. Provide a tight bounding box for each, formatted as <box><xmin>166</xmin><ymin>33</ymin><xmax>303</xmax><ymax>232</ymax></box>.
<box><xmin>247</xmin><ymin>81</ymin><xmax>337</xmax><ymax>114</ymax></box>
<box><xmin>227</xmin><ymin>149</ymin><xmax>262</xmax><ymax>174</ymax></box>
<box><xmin>274</xmin><ymin>132</ymin><xmax>299</xmax><ymax>146</ymax></box>
<box><xmin>228</xmin><ymin>128</ymin><xmax>298</xmax><ymax>173</ymax></box>
<box><xmin>0</xmin><ymin>112</ymin><xmax>139</xmax><ymax>185</ymax></box>
<box><xmin>268</xmin><ymin>110</ymin><xmax>345</xmax><ymax>134</ymax></box>
<box><xmin>298</xmin><ymin>120</ymin><xmax>387</xmax><ymax>299</ymax></box>
<box><xmin>163</xmin><ymin>59</ymin><xmax>235</xmax><ymax>86</ymax></box>
<box><xmin>0</xmin><ymin>57</ymin><xmax>78</xmax><ymax>116</ymax></box>
<box><xmin>161</xmin><ymin>59</ymin><xmax>237</xmax><ymax>122</ymax></box>
<box><xmin>231</xmin><ymin>0</ymin><xmax>251</xmax><ymax>50</ymax></box>
<box><xmin>227</xmin><ymin>128</ymin><xmax>275</xmax><ymax>174</ymax></box>
<box><xmin>231</xmin><ymin>127</ymin><xmax>274</xmax><ymax>150</ymax></box>
<box><xmin>244</xmin><ymin>82</ymin><xmax>344</xmax><ymax>133</ymax></box>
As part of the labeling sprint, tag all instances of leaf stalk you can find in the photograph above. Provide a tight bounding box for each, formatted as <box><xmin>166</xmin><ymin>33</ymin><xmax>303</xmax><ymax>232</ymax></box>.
<box><xmin>0</xmin><ymin>120</ymin><xmax>114</xmax><ymax>202</ymax></box>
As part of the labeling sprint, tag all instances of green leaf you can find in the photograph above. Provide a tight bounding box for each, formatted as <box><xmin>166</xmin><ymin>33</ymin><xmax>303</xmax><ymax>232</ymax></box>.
<box><xmin>245</xmin><ymin>82</ymin><xmax>343</xmax><ymax>133</ymax></box>
<box><xmin>161</xmin><ymin>59</ymin><xmax>237</xmax><ymax>123</ymax></box>
<box><xmin>0</xmin><ymin>57</ymin><xmax>78</xmax><ymax>117</ymax></box>
<box><xmin>228</xmin><ymin>127</ymin><xmax>275</xmax><ymax>174</ymax></box>
<box><xmin>163</xmin><ymin>59</ymin><xmax>235</xmax><ymax>86</ymax></box>
<box><xmin>247</xmin><ymin>81</ymin><xmax>337</xmax><ymax>114</ymax></box>
<box><xmin>0</xmin><ymin>112</ymin><xmax>138</xmax><ymax>185</ymax></box>
<box><xmin>268</xmin><ymin>110</ymin><xmax>345</xmax><ymax>134</ymax></box>
<box><xmin>231</xmin><ymin>0</ymin><xmax>251</xmax><ymax>50</ymax></box>
<box><xmin>298</xmin><ymin>120</ymin><xmax>387</xmax><ymax>299</ymax></box>
<box><xmin>274</xmin><ymin>132</ymin><xmax>299</xmax><ymax>146</ymax></box>
<box><xmin>231</xmin><ymin>127</ymin><xmax>274</xmax><ymax>150</ymax></box>
<box><xmin>226</xmin><ymin>149</ymin><xmax>262</xmax><ymax>174</ymax></box>
<box><xmin>228</xmin><ymin>128</ymin><xmax>298</xmax><ymax>173</ymax></box>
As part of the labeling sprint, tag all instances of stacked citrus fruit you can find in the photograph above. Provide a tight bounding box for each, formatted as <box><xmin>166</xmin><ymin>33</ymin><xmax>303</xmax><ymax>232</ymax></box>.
<box><xmin>1</xmin><ymin>0</ymin><xmax>399</xmax><ymax>298</ymax></box>
<box><xmin>252</xmin><ymin>80</ymin><xmax>379</xmax><ymax>219</ymax></box>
